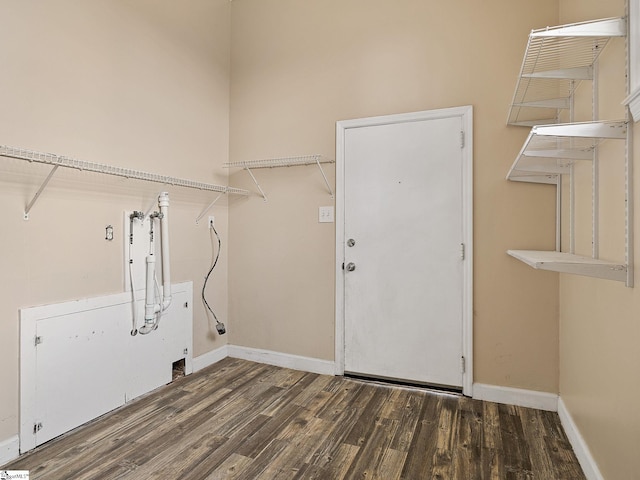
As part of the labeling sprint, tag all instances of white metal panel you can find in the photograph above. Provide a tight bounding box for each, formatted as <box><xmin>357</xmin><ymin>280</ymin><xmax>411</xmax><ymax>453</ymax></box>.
<box><xmin>343</xmin><ymin>115</ymin><xmax>464</xmax><ymax>388</ymax></box>
<box><xmin>34</xmin><ymin>306</ymin><xmax>128</xmax><ymax>447</ymax></box>
<box><xmin>126</xmin><ymin>292</ymin><xmax>193</xmax><ymax>400</ymax></box>
<box><xmin>19</xmin><ymin>282</ymin><xmax>193</xmax><ymax>452</ymax></box>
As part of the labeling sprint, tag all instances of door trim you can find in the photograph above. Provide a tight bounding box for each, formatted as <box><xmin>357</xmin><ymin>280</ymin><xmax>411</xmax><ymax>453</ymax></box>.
<box><xmin>335</xmin><ymin>106</ymin><xmax>474</xmax><ymax>396</ymax></box>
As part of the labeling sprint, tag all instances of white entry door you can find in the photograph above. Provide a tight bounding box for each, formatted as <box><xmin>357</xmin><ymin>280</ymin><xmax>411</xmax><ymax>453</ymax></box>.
<box><xmin>336</xmin><ymin>107</ymin><xmax>473</xmax><ymax>391</ymax></box>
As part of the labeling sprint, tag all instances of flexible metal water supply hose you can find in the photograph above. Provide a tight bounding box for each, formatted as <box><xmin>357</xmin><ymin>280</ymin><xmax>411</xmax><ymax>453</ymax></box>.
<box><xmin>128</xmin><ymin>211</ymin><xmax>145</xmax><ymax>336</ymax></box>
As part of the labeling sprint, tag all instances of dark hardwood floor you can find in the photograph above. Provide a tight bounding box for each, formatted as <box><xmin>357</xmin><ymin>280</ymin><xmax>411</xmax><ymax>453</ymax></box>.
<box><xmin>4</xmin><ymin>357</ymin><xmax>585</xmax><ymax>479</ymax></box>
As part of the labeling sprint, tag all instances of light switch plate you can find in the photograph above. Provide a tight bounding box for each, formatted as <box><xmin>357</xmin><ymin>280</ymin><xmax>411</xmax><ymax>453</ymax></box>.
<box><xmin>319</xmin><ymin>206</ymin><xmax>334</xmax><ymax>223</ymax></box>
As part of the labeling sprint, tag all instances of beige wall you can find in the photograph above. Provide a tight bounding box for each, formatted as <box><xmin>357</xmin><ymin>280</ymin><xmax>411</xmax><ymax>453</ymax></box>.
<box><xmin>228</xmin><ymin>0</ymin><xmax>561</xmax><ymax>392</ymax></box>
<box><xmin>558</xmin><ymin>1</ymin><xmax>640</xmax><ymax>478</ymax></box>
<box><xmin>0</xmin><ymin>0</ymin><xmax>232</xmax><ymax>442</ymax></box>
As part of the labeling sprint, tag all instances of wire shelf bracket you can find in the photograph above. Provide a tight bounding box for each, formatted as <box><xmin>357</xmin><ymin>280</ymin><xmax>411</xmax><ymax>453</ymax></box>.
<box><xmin>0</xmin><ymin>145</ymin><xmax>249</xmax><ymax>220</ymax></box>
<box><xmin>223</xmin><ymin>155</ymin><xmax>335</xmax><ymax>202</ymax></box>
<box><xmin>23</xmin><ymin>165</ymin><xmax>59</xmax><ymax>220</ymax></box>
<box><xmin>195</xmin><ymin>193</ymin><xmax>225</xmax><ymax>224</ymax></box>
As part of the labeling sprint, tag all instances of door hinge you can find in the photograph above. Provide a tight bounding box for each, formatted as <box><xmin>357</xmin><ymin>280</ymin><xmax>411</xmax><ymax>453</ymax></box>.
<box><xmin>34</xmin><ymin>336</ymin><xmax>43</xmax><ymax>346</ymax></box>
<box><xmin>461</xmin><ymin>356</ymin><xmax>466</xmax><ymax>374</ymax></box>
<box><xmin>33</xmin><ymin>422</ymin><xmax>43</xmax><ymax>434</ymax></box>
<box><xmin>460</xmin><ymin>243</ymin><xmax>465</xmax><ymax>260</ymax></box>
<box><xmin>460</xmin><ymin>130</ymin><xmax>465</xmax><ymax>149</ymax></box>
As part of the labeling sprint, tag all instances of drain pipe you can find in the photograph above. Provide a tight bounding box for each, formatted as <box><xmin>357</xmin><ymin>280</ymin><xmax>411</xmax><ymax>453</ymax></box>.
<box><xmin>158</xmin><ymin>192</ymin><xmax>172</xmax><ymax>311</ymax></box>
<box><xmin>141</xmin><ymin>213</ymin><xmax>158</xmax><ymax>334</ymax></box>
<box><xmin>140</xmin><ymin>192</ymin><xmax>172</xmax><ymax>334</ymax></box>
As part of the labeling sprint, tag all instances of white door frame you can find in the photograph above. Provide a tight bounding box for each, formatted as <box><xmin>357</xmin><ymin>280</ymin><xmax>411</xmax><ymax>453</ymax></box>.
<box><xmin>335</xmin><ymin>106</ymin><xmax>474</xmax><ymax>396</ymax></box>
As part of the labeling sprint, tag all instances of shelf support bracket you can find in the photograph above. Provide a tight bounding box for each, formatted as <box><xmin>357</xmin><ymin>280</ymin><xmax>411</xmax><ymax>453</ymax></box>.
<box><xmin>556</xmin><ymin>177</ymin><xmax>562</xmax><ymax>252</ymax></box>
<box><xmin>245</xmin><ymin>167</ymin><xmax>268</xmax><ymax>202</ymax></box>
<box><xmin>625</xmin><ymin>109</ymin><xmax>634</xmax><ymax>287</ymax></box>
<box><xmin>316</xmin><ymin>157</ymin><xmax>334</xmax><ymax>198</ymax></box>
<box><xmin>195</xmin><ymin>192</ymin><xmax>225</xmax><ymax>224</ymax></box>
<box><xmin>24</xmin><ymin>165</ymin><xmax>59</xmax><ymax>220</ymax></box>
<box><xmin>569</xmin><ymin>163</ymin><xmax>575</xmax><ymax>254</ymax></box>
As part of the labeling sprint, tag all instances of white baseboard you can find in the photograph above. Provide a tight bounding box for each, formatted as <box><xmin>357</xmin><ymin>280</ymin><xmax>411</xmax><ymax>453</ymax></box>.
<box><xmin>0</xmin><ymin>435</ymin><xmax>19</xmax><ymax>466</ymax></box>
<box><xmin>227</xmin><ymin>345</ymin><xmax>335</xmax><ymax>375</ymax></box>
<box><xmin>192</xmin><ymin>345</ymin><xmax>229</xmax><ymax>372</ymax></box>
<box><xmin>473</xmin><ymin>383</ymin><xmax>559</xmax><ymax>412</ymax></box>
<box><xmin>557</xmin><ymin>397</ymin><xmax>604</xmax><ymax>480</ymax></box>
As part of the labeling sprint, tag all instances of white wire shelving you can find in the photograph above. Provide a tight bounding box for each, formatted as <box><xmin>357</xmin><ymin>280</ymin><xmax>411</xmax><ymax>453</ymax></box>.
<box><xmin>506</xmin><ymin>120</ymin><xmax>627</xmax><ymax>183</ymax></box>
<box><xmin>0</xmin><ymin>145</ymin><xmax>249</xmax><ymax>219</ymax></box>
<box><xmin>507</xmin><ymin>17</ymin><xmax>626</xmax><ymax>127</ymax></box>
<box><xmin>223</xmin><ymin>154</ymin><xmax>335</xmax><ymax>201</ymax></box>
<box><xmin>505</xmin><ymin>15</ymin><xmax>633</xmax><ymax>287</ymax></box>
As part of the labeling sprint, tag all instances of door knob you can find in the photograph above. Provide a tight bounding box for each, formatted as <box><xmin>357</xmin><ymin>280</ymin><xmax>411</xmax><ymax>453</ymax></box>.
<box><xmin>346</xmin><ymin>262</ymin><xmax>356</xmax><ymax>272</ymax></box>
<box><xmin>347</xmin><ymin>238</ymin><xmax>356</xmax><ymax>247</ymax></box>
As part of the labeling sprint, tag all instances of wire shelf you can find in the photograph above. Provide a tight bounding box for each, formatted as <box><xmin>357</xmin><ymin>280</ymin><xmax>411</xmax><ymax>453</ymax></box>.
<box><xmin>507</xmin><ymin>17</ymin><xmax>626</xmax><ymax>126</ymax></box>
<box><xmin>506</xmin><ymin>120</ymin><xmax>627</xmax><ymax>182</ymax></box>
<box><xmin>0</xmin><ymin>145</ymin><xmax>249</xmax><ymax>195</ymax></box>
<box><xmin>223</xmin><ymin>154</ymin><xmax>335</xmax><ymax>201</ymax></box>
<box><xmin>223</xmin><ymin>155</ymin><xmax>334</xmax><ymax>169</ymax></box>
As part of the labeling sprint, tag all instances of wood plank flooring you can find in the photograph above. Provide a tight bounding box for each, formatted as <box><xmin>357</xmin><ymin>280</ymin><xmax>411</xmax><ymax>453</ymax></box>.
<box><xmin>4</xmin><ymin>357</ymin><xmax>585</xmax><ymax>479</ymax></box>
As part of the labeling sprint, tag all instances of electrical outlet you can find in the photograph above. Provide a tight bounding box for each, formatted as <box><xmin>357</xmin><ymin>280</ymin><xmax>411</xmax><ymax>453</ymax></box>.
<box><xmin>319</xmin><ymin>206</ymin><xmax>334</xmax><ymax>223</ymax></box>
<box><xmin>208</xmin><ymin>216</ymin><xmax>215</xmax><ymax>228</ymax></box>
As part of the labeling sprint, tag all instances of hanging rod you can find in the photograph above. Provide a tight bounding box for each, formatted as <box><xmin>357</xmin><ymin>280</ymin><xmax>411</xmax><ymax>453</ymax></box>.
<box><xmin>0</xmin><ymin>145</ymin><xmax>249</xmax><ymax>219</ymax></box>
<box><xmin>223</xmin><ymin>154</ymin><xmax>335</xmax><ymax>201</ymax></box>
